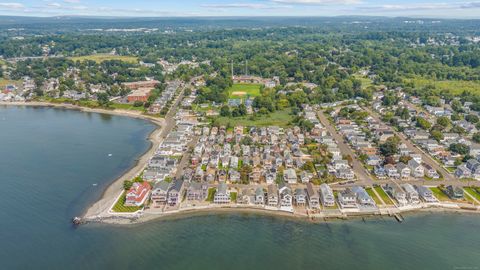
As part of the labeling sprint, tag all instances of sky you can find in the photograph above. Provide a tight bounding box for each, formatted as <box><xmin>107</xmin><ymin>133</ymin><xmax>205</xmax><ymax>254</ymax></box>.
<box><xmin>0</xmin><ymin>0</ymin><xmax>480</xmax><ymax>18</ymax></box>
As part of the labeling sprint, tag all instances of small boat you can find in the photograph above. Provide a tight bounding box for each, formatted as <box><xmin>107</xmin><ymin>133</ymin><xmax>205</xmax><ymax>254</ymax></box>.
<box><xmin>92</xmin><ymin>183</ymin><xmax>98</xmax><ymax>186</ymax></box>
<box><xmin>108</xmin><ymin>154</ymin><xmax>113</xmax><ymax>157</ymax></box>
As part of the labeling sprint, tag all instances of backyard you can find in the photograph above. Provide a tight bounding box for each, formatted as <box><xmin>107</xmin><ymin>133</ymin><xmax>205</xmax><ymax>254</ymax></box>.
<box><xmin>111</xmin><ymin>192</ymin><xmax>143</xmax><ymax>213</ymax></box>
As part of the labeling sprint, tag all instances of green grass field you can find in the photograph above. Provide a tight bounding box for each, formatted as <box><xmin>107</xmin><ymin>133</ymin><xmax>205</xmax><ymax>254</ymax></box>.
<box><xmin>354</xmin><ymin>74</ymin><xmax>373</xmax><ymax>90</ymax></box>
<box><xmin>429</xmin><ymin>187</ymin><xmax>451</xmax><ymax>201</ymax></box>
<box><xmin>213</xmin><ymin>108</ymin><xmax>294</xmax><ymax>127</ymax></box>
<box><xmin>407</xmin><ymin>76</ymin><xmax>480</xmax><ymax>95</ymax></box>
<box><xmin>374</xmin><ymin>186</ymin><xmax>394</xmax><ymax>205</ymax></box>
<box><xmin>110</xmin><ymin>103</ymin><xmax>146</xmax><ymax>112</ymax></box>
<box><xmin>464</xmin><ymin>187</ymin><xmax>480</xmax><ymax>201</ymax></box>
<box><xmin>69</xmin><ymin>54</ymin><xmax>138</xmax><ymax>64</ymax></box>
<box><xmin>111</xmin><ymin>192</ymin><xmax>143</xmax><ymax>213</ymax></box>
<box><xmin>230</xmin><ymin>192</ymin><xmax>237</xmax><ymax>202</ymax></box>
<box><xmin>207</xmin><ymin>188</ymin><xmax>216</xmax><ymax>202</ymax></box>
<box><xmin>227</xmin><ymin>83</ymin><xmax>262</xmax><ymax>99</ymax></box>
<box><xmin>366</xmin><ymin>187</ymin><xmax>382</xmax><ymax>205</ymax></box>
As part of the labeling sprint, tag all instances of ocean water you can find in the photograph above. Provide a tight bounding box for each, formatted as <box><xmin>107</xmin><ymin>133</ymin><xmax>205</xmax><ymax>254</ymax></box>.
<box><xmin>1</xmin><ymin>106</ymin><xmax>479</xmax><ymax>270</ymax></box>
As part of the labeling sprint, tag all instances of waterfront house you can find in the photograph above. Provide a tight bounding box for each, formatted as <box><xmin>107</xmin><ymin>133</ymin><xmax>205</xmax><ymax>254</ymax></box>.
<box><xmin>125</xmin><ymin>182</ymin><xmax>151</xmax><ymax>207</ymax></box>
<box><xmin>306</xmin><ymin>183</ymin><xmax>320</xmax><ymax>209</ymax></box>
<box><xmin>338</xmin><ymin>188</ymin><xmax>357</xmax><ymax>209</ymax></box>
<box><xmin>319</xmin><ymin>183</ymin><xmax>335</xmax><ymax>207</ymax></box>
<box><xmin>351</xmin><ymin>186</ymin><xmax>376</xmax><ymax>207</ymax></box>
<box><xmin>214</xmin><ymin>182</ymin><xmax>230</xmax><ymax>204</ymax></box>
<box><xmin>239</xmin><ymin>188</ymin><xmax>254</xmax><ymax>205</ymax></box>
<box><xmin>279</xmin><ymin>183</ymin><xmax>293</xmax><ymax>208</ymax></box>
<box><xmin>167</xmin><ymin>179</ymin><xmax>184</xmax><ymax>206</ymax></box>
<box><xmin>283</xmin><ymin>168</ymin><xmax>298</xmax><ymax>184</ymax></box>
<box><xmin>414</xmin><ymin>185</ymin><xmax>437</xmax><ymax>203</ymax></box>
<box><xmin>151</xmin><ymin>180</ymin><xmax>170</xmax><ymax>206</ymax></box>
<box><xmin>446</xmin><ymin>185</ymin><xmax>464</xmax><ymax>200</ymax></box>
<box><xmin>384</xmin><ymin>184</ymin><xmax>407</xmax><ymax>206</ymax></box>
<box><xmin>294</xmin><ymin>188</ymin><xmax>307</xmax><ymax>206</ymax></box>
<box><xmin>267</xmin><ymin>184</ymin><xmax>279</xmax><ymax>207</ymax></box>
<box><xmin>402</xmin><ymin>184</ymin><xmax>420</xmax><ymax>204</ymax></box>
<box><xmin>255</xmin><ymin>187</ymin><xmax>265</xmax><ymax>205</ymax></box>
<box><xmin>186</xmin><ymin>182</ymin><xmax>208</xmax><ymax>201</ymax></box>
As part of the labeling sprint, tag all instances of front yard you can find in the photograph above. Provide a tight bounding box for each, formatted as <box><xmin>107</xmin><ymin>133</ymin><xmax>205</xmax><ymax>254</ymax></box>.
<box><xmin>111</xmin><ymin>191</ymin><xmax>143</xmax><ymax>212</ymax></box>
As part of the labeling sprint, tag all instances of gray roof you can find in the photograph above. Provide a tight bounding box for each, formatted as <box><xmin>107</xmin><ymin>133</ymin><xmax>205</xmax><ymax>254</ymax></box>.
<box><xmin>153</xmin><ymin>180</ymin><xmax>170</xmax><ymax>191</ymax></box>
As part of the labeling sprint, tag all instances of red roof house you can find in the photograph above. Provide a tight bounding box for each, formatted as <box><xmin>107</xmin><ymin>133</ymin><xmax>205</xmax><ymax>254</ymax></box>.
<box><xmin>125</xmin><ymin>182</ymin><xmax>151</xmax><ymax>207</ymax></box>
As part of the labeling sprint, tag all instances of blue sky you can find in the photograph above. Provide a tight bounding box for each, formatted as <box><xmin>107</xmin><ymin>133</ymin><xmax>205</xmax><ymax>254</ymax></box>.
<box><xmin>1</xmin><ymin>0</ymin><xmax>480</xmax><ymax>18</ymax></box>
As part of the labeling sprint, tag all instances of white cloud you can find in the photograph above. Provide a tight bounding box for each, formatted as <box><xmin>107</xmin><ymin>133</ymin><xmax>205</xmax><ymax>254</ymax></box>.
<box><xmin>63</xmin><ymin>0</ymin><xmax>80</xmax><ymax>3</ymax></box>
<box><xmin>0</xmin><ymin>2</ymin><xmax>24</xmax><ymax>9</ymax></box>
<box><xmin>47</xmin><ymin>2</ymin><xmax>62</xmax><ymax>8</ymax></box>
<box><xmin>201</xmin><ymin>3</ymin><xmax>271</xmax><ymax>9</ymax></box>
<box><xmin>271</xmin><ymin>0</ymin><xmax>360</xmax><ymax>4</ymax></box>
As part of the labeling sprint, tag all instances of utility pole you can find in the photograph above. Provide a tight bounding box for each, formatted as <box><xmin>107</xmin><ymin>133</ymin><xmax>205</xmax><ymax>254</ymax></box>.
<box><xmin>231</xmin><ymin>61</ymin><xmax>234</xmax><ymax>78</ymax></box>
<box><xmin>245</xmin><ymin>59</ymin><xmax>248</xmax><ymax>76</ymax></box>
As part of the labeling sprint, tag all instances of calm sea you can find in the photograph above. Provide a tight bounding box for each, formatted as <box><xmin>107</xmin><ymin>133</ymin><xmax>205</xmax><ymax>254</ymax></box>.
<box><xmin>1</xmin><ymin>106</ymin><xmax>479</xmax><ymax>270</ymax></box>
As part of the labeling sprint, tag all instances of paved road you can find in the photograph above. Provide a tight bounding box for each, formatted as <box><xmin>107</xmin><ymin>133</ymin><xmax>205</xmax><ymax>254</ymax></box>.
<box><xmin>317</xmin><ymin>110</ymin><xmax>374</xmax><ymax>185</ymax></box>
<box><xmin>362</xmin><ymin>106</ymin><xmax>459</xmax><ymax>184</ymax></box>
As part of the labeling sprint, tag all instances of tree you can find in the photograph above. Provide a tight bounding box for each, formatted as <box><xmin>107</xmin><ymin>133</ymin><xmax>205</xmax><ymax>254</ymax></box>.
<box><xmin>430</xmin><ymin>130</ymin><xmax>444</xmax><ymax>142</ymax></box>
<box><xmin>123</xmin><ymin>180</ymin><xmax>133</xmax><ymax>190</ymax></box>
<box><xmin>379</xmin><ymin>137</ymin><xmax>400</xmax><ymax>157</ymax></box>
<box><xmin>437</xmin><ymin>116</ymin><xmax>451</xmax><ymax>128</ymax></box>
<box><xmin>448</xmin><ymin>143</ymin><xmax>469</xmax><ymax>155</ymax></box>
<box><xmin>451</xmin><ymin>100</ymin><xmax>463</xmax><ymax>113</ymax></box>
<box><xmin>220</xmin><ymin>105</ymin><xmax>231</xmax><ymax>117</ymax></box>
<box><xmin>399</xmin><ymin>155</ymin><xmax>412</xmax><ymax>164</ymax></box>
<box><xmin>473</xmin><ymin>132</ymin><xmax>480</xmax><ymax>143</ymax></box>
<box><xmin>416</xmin><ymin>117</ymin><xmax>432</xmax><ymax>130</ymax></box>
<box><xmin>465</xmin><ymin>114</ymin><xmax>479</xmax><ymax>124</ymax></box>
<box><xmin>97</xmin><ymin>92</ymin><xmax>110</xmax><ymax>107</ymax></box>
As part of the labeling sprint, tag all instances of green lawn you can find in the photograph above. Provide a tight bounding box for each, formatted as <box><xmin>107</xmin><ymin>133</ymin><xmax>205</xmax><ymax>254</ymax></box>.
<box><xmin>206</xmin><ymin>188</ymin><xmax>216</xmax><ymax>202</ymax></box>
<box><xmin>429</xmin><ymin>187</ymin><xmax>451</xmax><ymax>201</ymax></box>
<box><xmin>406</xmin><ymin>76</ymin><xmax>480</xmax><ymax>95</ymax></box>
<box><xmin>464</xmin><ymin>187</ymin><xmax>480</xmax><ymax>201</ymax></box>
<box><xmin>374</xmin><ymin>186</ymin><xmax>394</xmax><ymax>205</ymax></box>
<box><xmin>69</xmin><ymin>54</ymin><xmax>138</xmax><ymax>64</ymax></box>
<box><xmin>227</xmin><ymin>83</ymin><xmax>262</xmax><ymax>99</ymax></box>
<box><xmin>366</xmin><ymin>187</ymin><xmax>383</xmax><ymax>205</ymax></box>
<box><xmin>110</xmin><ymin>103</ymin><xmax>146</xmax><ymax>112</ymax></box>
<box><xmin>230</xmin><ymin>192</ymin><xmax>237</xmax><ymax>202</ymax></box>
<box><xmin>111</xmin><ymin>191</ymin><xmax>143</xmax><ymax>213</ymax></box>
<box><xmin>212</xmin><ymin>108</ymin><xmax>294</xmax><ymax>127</ymax></box>
<box><xmin>353</xmin><ymin>74</ymin><xmax>373</xmax><ymax>90</ymax></box>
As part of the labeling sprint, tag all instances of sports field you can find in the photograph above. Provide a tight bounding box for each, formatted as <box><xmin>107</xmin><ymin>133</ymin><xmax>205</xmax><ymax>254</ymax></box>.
<box><xmin>227</xmin><ymin>83</ymin><xmax>262</xmax><ymax>99</ymax></box>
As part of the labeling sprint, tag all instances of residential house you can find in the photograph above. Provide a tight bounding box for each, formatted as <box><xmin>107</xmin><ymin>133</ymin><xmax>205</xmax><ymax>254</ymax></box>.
<box><xmin>279</xmin><ymin>183</ymin><xmax>293</xmax><ymax>208</ymax></box>
<box><xmin>214</xmin><ymin>182</ymin><xmax>230</xmax><ymax>204</ymax></box>
<box><xmin>283</xmin><ymin>168</ymin><xmax>298</xmax><ymax>184</ymax></box>
<box><xmin>167</xmin><ymin>179</ymin><xmax>184</xmax><ymax>206</ymax></box>
<box><xmin>455</xmin><ymin>164</ymin><xmax>472</xmax><ymax>179</ymax></box>
<box><xmin>338</xmin><ymin>188</ymin><xmax>357</xmax><ymax>209</ymax></box>
<box><xmin>125</xmin><ymin>182</ymin><xmax>151</xmax><ymax>207</ymax></box>
<box><xmin>423</xmin><ymin>163</ymin><xmax>440</xmax><ymax>179</ymax></box>
<box><xmin>384</xmin><ymin>184</ymin><xmax>407</xmax><ymax>206</ymax></box>
<box><xmin>408</xmin><ymin>159</ymin><xmax>424</xmax><ymax>178</ymax></box>
<box><xmin>446</xmin><ymin>185</ymin><xmax>464</xmax><ymax>200</ymax></box>
<box><xmin>396</xmin><ymin>162</ymin><xmax>411</xmax><ymax>179</ymax></box>
<box><xmin>267</xmin><ymin>184</ymin><xmax>279</xmax><ymax>207</ymax></box>
<box><xmin>151</xmin><ymin>180</ymin><xmax>170</xmax><ymax>206</ymax></box>
<box><xmin>352</xmin><ymin>186</ymin><xmax>376</xmax><ymax>207</ymax></box>
<box><xmin>415</xmin><ymin>185</ymin><xmax>437</xmax><ymax>203</ymax></box>
<box><xmin>186</xmin><ymin>182</ymin><xmax>207</xmax><ymax>201</ymax></box>
<box><xmin>255</xmin><ymin>187</ymin><xmax>265</xmax><ymax>205</ymax></box>
<box><xmin>319</xmin><ymin>183</ymin><xmax>335</xmax><ymax>207</ymax></box>
<box><xmin>306</xmin><ymin>183</ymin><xmax>320</xmax><ymax>209</ymax></box>
<box><xmin>294</xmin><ymin>188</ymin><xmax>307</xmax><ymax>206</ymax></box>
<box><xmin>336</xmin><ymin>168</ymin><xmax>355</xmax><ymax>180</ymax></box>
<box><xmin>385</xmin><ymin>164</ymin><xmax>400</xmax><ymax>178</ymax></box>
<box><xmin>402</xmin><ymin>184</ymin><xmax>420</xmax><ymax>204</ymax></box>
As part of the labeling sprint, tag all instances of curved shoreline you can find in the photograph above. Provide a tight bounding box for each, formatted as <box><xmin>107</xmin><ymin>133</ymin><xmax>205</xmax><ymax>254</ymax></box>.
<box><xmin>0</xmin><ymin>101</ymin><xmax>165</xmax><ymax>219</ymax></box>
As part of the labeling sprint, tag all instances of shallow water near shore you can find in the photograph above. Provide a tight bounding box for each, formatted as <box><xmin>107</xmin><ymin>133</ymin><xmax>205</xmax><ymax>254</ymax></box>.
<box><xmin>1</xmin><ymin>106</ymin><xmax>480</xmax><ymax>270</ymax></box>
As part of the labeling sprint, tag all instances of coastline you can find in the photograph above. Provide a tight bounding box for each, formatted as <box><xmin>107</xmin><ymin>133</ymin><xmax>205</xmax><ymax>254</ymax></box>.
<box><xmin>0</xmin><ymin>101</ymin><xmax>165</xmax><ymax>219</ymax></box>
<box><xmin>3</xmin><ymin>101</ymin><xmax>480</xmax><ymax>226</ymax></box>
